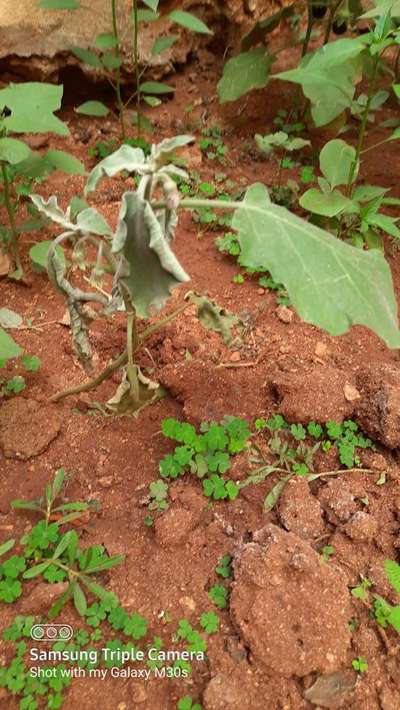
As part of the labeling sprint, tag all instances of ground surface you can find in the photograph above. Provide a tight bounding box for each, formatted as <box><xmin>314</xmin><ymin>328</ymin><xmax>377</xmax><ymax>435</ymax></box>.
<box><xmin>0</xmin><ymin>47</ymin><xmax>400</xmax><ymax>710</ymax></box>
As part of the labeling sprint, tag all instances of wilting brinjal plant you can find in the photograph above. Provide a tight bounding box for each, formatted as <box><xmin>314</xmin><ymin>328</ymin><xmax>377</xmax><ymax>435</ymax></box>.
<box><xmin>31</xmin><ymin>134</ymin><xmax>400</xmax><ymax>413</ymax></box>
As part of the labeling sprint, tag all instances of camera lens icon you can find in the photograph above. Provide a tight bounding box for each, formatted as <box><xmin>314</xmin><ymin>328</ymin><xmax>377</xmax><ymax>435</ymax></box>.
<box><xmin>30</xmin><ymin>624</ymin><xmax>73</xmax><ymax>642</ymax></box>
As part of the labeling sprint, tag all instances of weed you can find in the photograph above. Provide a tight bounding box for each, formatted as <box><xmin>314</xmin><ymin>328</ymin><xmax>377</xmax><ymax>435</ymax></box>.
<box><xmin>177</xmin><ymin>696</ymin><xmax>202</xmax><ymax>710</ymax></box>
<box><xmin>208</xmin><ymin>584</ymin><xmax>229</xmax><ymax>610</ymax></box>
<box><xmin>352</xmin><ymin>656</ymin><xmax>368</xmax><ymax>673</ymax></box>
<box><xmin>215</xmin><ymin>554</ymin><xmax>233</xmax><ymax>579</ymax></box>
<box><xmin>320</xmin><ymin>545</ymin><xmax>335</xmax><ymax>562</ymax></box>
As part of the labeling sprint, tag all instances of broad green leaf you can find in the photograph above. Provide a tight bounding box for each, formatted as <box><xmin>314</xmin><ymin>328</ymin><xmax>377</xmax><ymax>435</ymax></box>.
<box><xmin>101</xmin><ymin>53</ymin><xmax>122</xmax><ymax>71</ymax></box>
<box><xmin>30</xmin><ymin>195</ymin><xmax>113</xmax><ymax>236</ymax></box>
<box><xmin>142</xmin><ymin>0</ymin><xmax>159</xmax><ymax>10</ymax></box>
<box><xmin>151</xmin><ymin>35</ymin><xmax>179</xmax><ymax>55</ymax></box>
<box><xmin>0</xmin><ymin>138</ymin><xmax>31</xmax><ymax>164</ymax></box>
<box><xmin>218</xmin><ymin>48</ymin><xmax>272</xmax><ymax>103</ymax></box>
<box><xmin>299</xmin><ymin>188</ymin><xmax>354</xmax><ymax>217</ymax></box>
<box><xmin>112</xmin><ymin>191</ymin><xmax>189</xmax><ymax>317</ymax></box>
<box><xmin>30</xmin><ymin>240</ymin><xmax>65</xmax><ymax>271</ymax></box>
<box><xmin>135</xmin><ymin>9</ymin><xmax>159</xmax><ymax>22</ymax></box>
<box><xmin>75</xmin><ymin>100</ymin><xmax>110</xmax><ymax>117</ymax></box>
<box><xmin>394</xmin><ymin>84</ymin><xmax>400</xmax><ymax>99</ymax></box>
<box><xmin>93</xmin><ymin>32</ymin><xmax>117</xmax><ymax>50</ymax></box>
<box><xmin>39</xmin><ymin>0</ymin><xmax>80</xmax><ymax>7</ymax></box>
<box><xmin>384</xmin><ymin>559</ymin><xmax>400</xmax><ymax>593</ymax></box>
<box><xmin>169</xmin><ymin>10</ymin><xmax>213</xmax><ymax>35</ymax></box>
<box><xmin>85</xmin><ymin>144</ymin><xmax>145</xmax><ymax>194</ymax></box>
<box><xmin>76</xmin><ymin>208</ymin><xmax>113</xmax><ymax>236</ymax></box>
<box><xmin>45</xmin><ymin>150</ymin><xmax>86</xmax><ymax>175</ymax></box>
<box><xmin>0</xmin><ymin>328</ymin><xmax>22</xmax><ymax>360</ymax></box>
<box><xmin>255</xmin><ymin>131</ymin><xmax>310</xmax><ymax>154</ymax></box>
<box><xmin>241</xmin><ymin>5</ymin><xmax>295</xmax><ymax>51</ymax></box>
<box><xmin>352</xmin><ymin>185</ymin><xmax>388</xmax><ymax>202</ymax></box>
<box><xmin>151</xmin><ymin>134</ymin><xmax>194</xmax><ymax>168</ymax></box>
<box><xmin>232</xmin><ymin>183</ymin><xmax>400</xmax><ymax>348</ymax></box>
<box><xmin>275</xmin><ymin>39</ymin><xmax>365</xmax><ymax>126</ymax></box>
<box><xmin>0</xmin><ymin>308</ymin><xmax>22</xmax><ymax>329</ymax></box>
<box><xmin>388</xmin><ymin>605</ymin><xmax>400</xmax><ymax>632</ymax></box>
<box><xmin>140</xmin><ymin>81</ymin><xmax>174</xmax><ymax>94</ymax></box>
<box><xmin>0</xmin><ymin>83</ymin><xmax>68</xmax><ymax>135</ymax></box>
<box><xmin>320</xmin><ymin>139</ymin><xmax>357</xmax><ymax>188</ymax></box>
<box><xmin>70</xmin><ymin>47</ymin><xmax>102</xmax><ymax>68</ymax></box>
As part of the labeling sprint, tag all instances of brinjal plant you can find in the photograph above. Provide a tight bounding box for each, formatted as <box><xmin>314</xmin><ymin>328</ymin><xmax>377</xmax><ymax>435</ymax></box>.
<box><xmin>0</xmin><ymin>82</ymin><xmax>85</xmax><ymax>278</ymax></box>
<box><xmin>30</xmin><ymin>134</ymin><xmax>400</xmax><ymax>412</ymax></box>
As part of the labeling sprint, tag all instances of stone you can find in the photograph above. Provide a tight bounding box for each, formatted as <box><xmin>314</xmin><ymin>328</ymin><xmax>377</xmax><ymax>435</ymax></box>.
<box><xmin>230</xmin><ymin>524</ymin><xmax>351</xmax><ymax>677</ymax></box>
<box><xmin>355</xmin><ymin>365</ymin><xmax>400</xmax><ymax>448</ymax></box>
<box><xmin>277</xmin><ymin>478</ymin><xmax>324</xmax><ymax>539</ymax></box>
<box><xmin>318</xmin><ymin>479</ymin><xmax>358</xmax><ymax>524</ymax></box>
<box><xmin>304</xmin><ymin>671</ymin><xmax>357</xmax><ymax>708</ymax></box>
<box><xmin>0</xmin><ymin>398</ymin><xmax>62</xmax><ymax>460</ymax></box>
<box><xmin>343</xmin><ymin>512</ymin><xmax>378</xmax><ymax>542</ymax></box>
<box><xmin>275</xmin><ymin>305</ymin><xmax>293</xmax><ymax>323</ymax></box>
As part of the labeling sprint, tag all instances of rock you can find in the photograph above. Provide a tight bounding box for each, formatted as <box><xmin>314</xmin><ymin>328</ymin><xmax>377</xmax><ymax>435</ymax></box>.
<box><xmin>318</xmin><ymin>479</ymin><xmax>358</xmax><ymax>524</ymax></box>
<box><xmin>20</xmin><ymin>582</ymin><xmax>69</xmax><ymax>614</ymax></box>
<box><xmin>355</xmin><ymin>365</ymin><xmax>400</xmax><ymax>448</ymax></box>
<box><xmin>0</xmin><ymin>398</ymin><xmax>62</xmax><ymax>460</ymax></box>
<box><xmin>269</xmin><ymin>366</ymin><xmax>352</xmax><ymax>423</ymax></box>
<box><xmin>343</xmin><ymin>512</ymin><xmax>378</xmax><ymax>542</ymax></box>
<box><xmin>229</xmin><ymin>351</ymin><xmax>241</xmax><ymax>362</ymax></box>
<box><xmin>343</xmin><ymin>383</ymin><xmax>360</xmax><ymax>402</ymax></box>
<box><xmin>230</xmin><ymin>524</ymin><xmax>351</xmax><ymax>677</ymax></box>
<box><xmin>275</xmin><ymin>305</ymin><xmax>293</xmax><ymax>323</ymax></box>
<box><xmin>98</xmin><ymin>476</ymin><xmax>113</xmax><ymax>489</ymax></box>
<box><xmin>304</xmin><ymin>671</ymin><xmax>357</xmax><ymax>708</ymax></box>
<box><xmin>0</xmin><ymin>0</ymin><xmax>278</xmax><ymax>80</ymax></box>
<box><xmin>154</xmin><ymin>507</ymin><xmax>199</xmax><ymax>547</ymax></box>
<box><xmin>277</xmin><ymin>478</ymin><xmax>324</xmax><ymax>539</ymax></box>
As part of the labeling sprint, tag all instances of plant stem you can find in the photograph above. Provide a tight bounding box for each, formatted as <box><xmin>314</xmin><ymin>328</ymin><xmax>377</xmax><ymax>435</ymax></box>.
<box><xmin>1</xmin><ymin>162</ymin><xmax>22</xmax><ymax>276</ymax></box>
<box><xmin>125</xmin><ymin>300</ymin><xmax>140</xmax><ymax>401</ymax></box>
<box><xmin>302</xmin><ymin>2</ymin><xmax>314</xmax><ymax>58</ymax></box>
<box><xmin>132</xmin><ymin>0</ymin><xmax>141</xmax><ymax>136</ymax></box>
<box><xmin>111</xmin><ymin>0</ymin><xmax>126</xmax><ymax>139</ymax></box>
<box><xmin>361</xmin><ymin>136</ymin><xmax>392</xmax><ymax>155</ymax></box>
<box><xmin>323</xmin><ymin>0</ymin><xmax>342</xmax><ymax>45</ymax></box>
<box><xmin>346</xmin><ymin>54</ymin><xmax>380</xmax><ymax>197</ymax></box>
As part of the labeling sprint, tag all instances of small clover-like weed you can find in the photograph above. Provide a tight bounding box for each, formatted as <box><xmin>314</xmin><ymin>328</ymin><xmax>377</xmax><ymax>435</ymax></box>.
<box><xmin>157</xmin><ymin>417</ymin><xmax>250</xmax><ymax>502</ymax></box>
<box><xmin>208</xmin><ymin>584</ymin><xmax>229</xmax><ymax>610</ymax></box>
<box><xmin>352</xmin><ymin>656</ymin><xmax>368</xmax><ymax>673</ymax></box>
<box><xmin>215</xmin><ymin>554</ymin><xmax>233</xmax><ymax>579</ymax></box>
<box><xmin>200</xmin><ymin>611</ymin><xmax>219</xmax><ymax>635</ymax></box>
<box><xmin>177</xmin><ymin>696</ymin><xmax>202</xmax><ymax>710</ymax></box>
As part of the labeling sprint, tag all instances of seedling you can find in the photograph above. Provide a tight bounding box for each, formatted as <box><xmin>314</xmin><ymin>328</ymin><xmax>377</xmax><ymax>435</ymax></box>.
<box><xmin>352</xmin><ymin>656</ymin><xmax>368</xmax><ymax>673</ymax></box>
<box><xmin>215</xmin><ymin>554</ymin><xmax>233</xmax><ymax>579</ymax></box>
<box><xmin>373</xmin><ymin>560</ymin><xmax>400</xmax><ymax>634</ymax></box>
<box><xmin>208</xmin><ymin>584</ymin><xmax>229</xmax><ymax>610</ymax></box>
<box><xmin>0</xmin><ymin>82</ymin><xmax>84</xmax><ymax>277</ymax></box>
<box><xmin>177</xmin><ymin>697</ymin><xmax>202</xmax><ymax>710</ymax></box>
<box><xmin>0</xmin><ymin>353</ymin><xmax>41</xmax><ymax>398</ymax></box>
<box><xmin>321</xmin><ymin>545</ymin><xmax>335</xmax><ymax>562</ymax></box>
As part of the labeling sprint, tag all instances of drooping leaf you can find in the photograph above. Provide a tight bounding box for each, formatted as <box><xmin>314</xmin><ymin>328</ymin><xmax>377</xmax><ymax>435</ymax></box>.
<box><xmin>0</xmin><ymin>328</ymin><xmax>22</xmax><ymax>361</ymax></box>
<box><xmin>0</xmin><ymin>83</ymin><xmax>68</xmax><ymax>135</ymax></box>
<box><xmin>232</xmin><ymin>183</ymin><xmax>400</xmax><ymax>348</ymax></box>
<box><xmin>136</xmin><ymin>8</ymin><xmax>159</xmax><ymax>22</ymax></box>
<box><xmin>188</xmin><ymin>293</ymin><xmax>242</xmax><ymax>345</ymax></box>
<box><xmin>30</xmin><ymin>240</ymin><xmax>65</xmax><ymax>272</ymax></box>
<box><xmin>320</xmin><ymin>139</ymin><xmax>357</xmax><ymax>188</ymax></box>
<box><xmin>142</xmin><ymin>0</ymin><xmax>159</xmax><ymax>10</ymax></box>
<box><xmin>151</xmin><ymin>135</ymin><xmax>194</xmax><ymax>169</ymax></box>
<box><xmin>45</xmin><ymin>150</ymin><xmax>86</xmax><ymax>175</ymax></box>
<box><xmin>169</xmin><ymin>10</ymin><xmax>213</xmax><ymax>35</ymax></box>
<box><xmin>275</xmin><ymin>38</ymin><xmax>366</xmax><ymax>126</ymax></box>
<box><xmin>93</xmin><ymin>32</ymin><xmax>117</xmax><ymax>50</ymax></box>
<box><xmin>241</xmin><ymin>5</ymin><xmax>295</xmax><ymax>51</ymax></box>
<box><xmin>73</xmin><ymin>582</ymin><xmax>87</xmax><ymax>616</ymax></box>
<box><xmin>367</xmin><ymin>213</ymin><xmax>400</xmax><ymax>239</ymax></box>
<box><xmin>30</xmin><ymin>195</ymin><xmax>113</xmax><ymax>236</ymax></box>
<box><xmin>218</xmin><ymin>48</ymin><xmax>273</xmax><ymax>103</ymax></box>
<box><xmin>0</xmin><ymin>138</ymin><xmax>31</xmax><ymax>164</ymax></box>
<box><xmin>299</xmin><ymin>189</ymin><xmax>354</xmax><ymax>217</ymax></box>
<box><xmin>151</xmin><ymin>35</ymin><xmax>178</xmax><ymax>55</ymax></box>
<box><xmin>101</xmin><ymin>53</ymin><xmax>122</xmax><ymax>71</ymax></box>
<box><xmin>85</xmin><ymin>144</ymin><xmax>145</xmax><ymax>194</ymax></box>
<box><xmin>112</xmin><ymin>191</ymin><xmax>189</xmax><ymax>317</ymax></box>
<box><xmin>75</xmin><ymin>101</ymin><xmax>110</xmax><ymax>117</ymax></box>
<box><xmin>140</xmin><ymin>81</ymin><xmax>174</xmax><ymax>94</ymax></box>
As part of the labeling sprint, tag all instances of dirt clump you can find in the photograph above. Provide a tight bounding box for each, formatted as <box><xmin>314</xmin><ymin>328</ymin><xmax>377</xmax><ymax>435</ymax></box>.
<box><xmin>230</xmin><ymin>524</ymin><xmax>351</xmax><ymax>677</ymax></box>
<box><xmin>0</xmin><ymin>398</ymin><xmax>62</xmax><ymax>460</ymax></box>
<box><xmin>355</xmin><ymin>365</ymin><xmax>400</xmax><ymax>448</ymax></box>
<box><xmin>277</xmin><ymin>478</ymin><xmax>325</xmax><ymax>539</ymax></box>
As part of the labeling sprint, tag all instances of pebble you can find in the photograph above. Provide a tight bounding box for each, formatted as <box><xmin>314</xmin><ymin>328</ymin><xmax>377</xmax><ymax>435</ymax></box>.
<box><xmin>276</xmin><ymin>305</ymin><xmax>293</xmax><ymax>323</ymax></box>
<box><xmin>229</xmin><ymin>351</ymin><xmax>241</xmax><ymax>362</ymax></box>
<box><xmin>98</xmin><ymin>476</ymin><xmax>113</xmax><ymax>489</ymax></box>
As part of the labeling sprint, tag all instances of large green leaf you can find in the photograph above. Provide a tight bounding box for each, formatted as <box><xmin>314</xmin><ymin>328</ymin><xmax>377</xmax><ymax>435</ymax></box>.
<box><xmin>232</xmin><ymin>183</ymin><xmax>400</xmax><ymax>347</ymax></box>
<box><xmin>30</xmin><ymin>240</ymin><xmax>66</xmax><ymax>271</ymax></box>
<box><xmin>70</xmin><ymin>47</ymin><xmax>102</xmax><ymax>68</ymax></box>
<box><xmin>45</xmin><ymin>150</ymin><xmax>86</xmax><ymax>175</ymax></box>
<box><xmin>0</xmin><ymin>83</ymin><xmax>68</xmax><ymax>135</ymax></box>
<box><xmin>218</xmin><ymin>48</ymin><xmax>273</xmax><ymax>103</ymax></box>
<box><xmin>275</xmin><ymin>39</ymin><xmax>366</xmax><ymax>127</ymax></box>
<box><xmin>0</xmin><ymin>328</ymin><xmax>22</xmax><ymax>361</ymax></box>
<box><xmin>151</xmin><ymin>35</ymin><xmax>178</xmax><ymax>56</ymax></box>
<box><xmin>30</xmin><ymin>195</ymin><xmax>112</xmax><ymax>236</ymax></box>
<box><xmin>112</xmin><ymin>192</ymin><xmax>189</xmax><ymax>317</ymax></box>
<box><xmin>75</xmin><ymin>101</ymin><xmax>110</xmax><ymax>117</ymax></box>
<box><xmin>85</xmin><ymin>144</ymin><xmax>145</xmax><ymax>194</ymax></box>
<box><xmin>299</xmin><ymin>188</ymin><xmax>354</xmax><ymax>217</ymax></box>
<box><xmin>0</xmin><ymin>138</ymin><xmax>31</xmax><ymax>164</ymax></box>
<box><xmin>140</xmin><ymin>81</ymin><xmax>174</xmax><ymax>95</ymax></box>
<box><xmin>320</xmin><ymin>139</ymin><xmax>357</xmax><ymax>188</ymax></box>
<box><xmin>169</xmin><ymin>10</ymin><xmax>213</xmax><ymax>35</ymax></box>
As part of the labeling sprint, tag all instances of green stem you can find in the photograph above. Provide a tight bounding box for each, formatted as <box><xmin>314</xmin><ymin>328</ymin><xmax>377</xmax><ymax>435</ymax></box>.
<box><xmin>126</xmin><ymin>303</ymin><xmax>139</xmax><ymax>401</ymax></box>
<box><xmin>323</xmin><ymin>0</ymin><xmax>342</xmax><ymax>45</ymax></box>
<box><xmin>302</xmin><ymin>2</ymin><xmax>314</xmax><ymax>58</ymax></box>
<box><xmin>361</xmin><ymin>136</ymin><xmax>392</xmax><ymax>155</ymax></box>
<box><xmin>346</xmin><ymin>54</ymin><xmax>380</xmax><ymax>197</ymax></box>
<box><xmin>111</xmin><ymin>0</ymin><xmax>126</xmax><ymax>139</ymax></box>
<box><xmin>1</xmin><ymin>162</ymin><xmax>22</xmax><ymax>275</ymax></box>
<box><xmin>132</xmin><ymin>0</ymin><xmax>141</xmax><ymax>136</ymax></box>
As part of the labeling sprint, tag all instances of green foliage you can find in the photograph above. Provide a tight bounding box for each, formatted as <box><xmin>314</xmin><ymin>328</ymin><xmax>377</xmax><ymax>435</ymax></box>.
<box><xmin>208</xmin><ymin>584</ymin><xmax>229</xmax><ymax>610</ymax></box>
<box><xmin>256</xmin><ymin>131</ymin><xmax>310</xmax><ymax>156</ymax></box>
<box><xmin>218</xmin><ymin>48</ymin><xmax>273</xmax><ymax>102</ymax></box>
<box><xmin>177</xmin><ymin>697</ymin><xmax>202</xmax><ymax>710</ymax></box>
<box><xmin>215</xmin><ymin>554</ymin><xmax>233</xmax><ymax>579</ymax></box>
<box><xmin>158</xmin><ymin>417</ymin><xmax>250</xmax><ymax>501</ymax></box>
<box><xmin>352</xmin><ymin>656</ymin><xmax>368</xmax><ymax>673</ymax></box>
